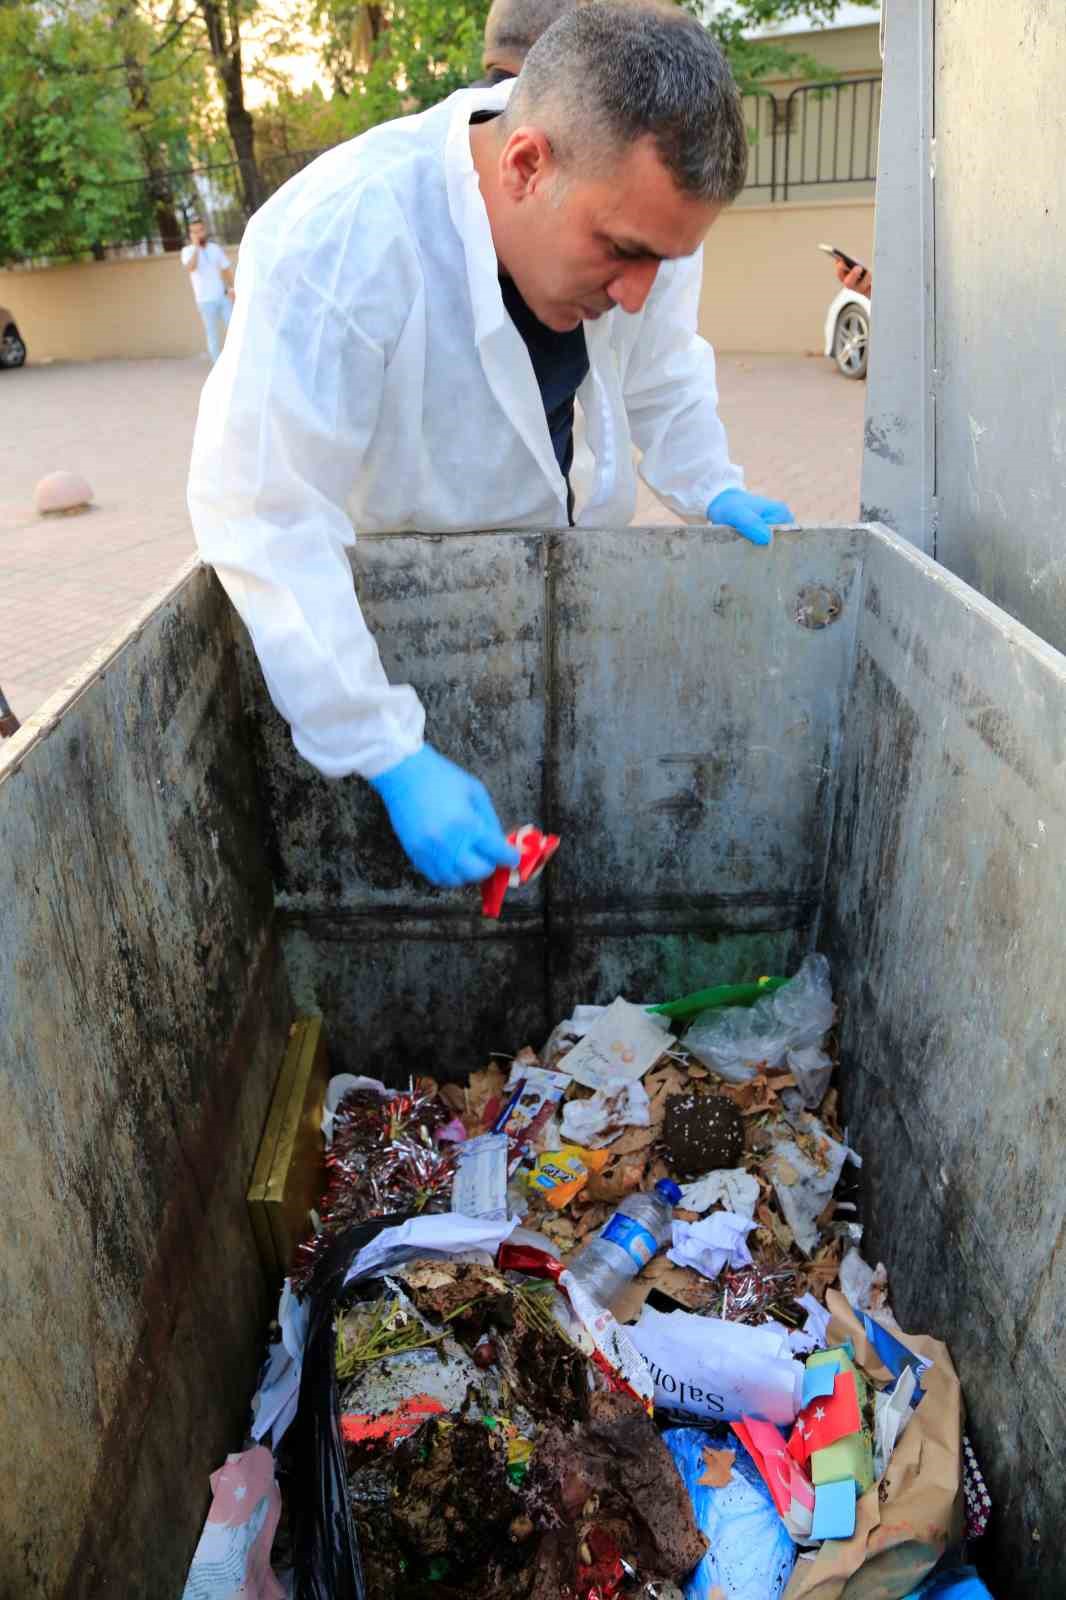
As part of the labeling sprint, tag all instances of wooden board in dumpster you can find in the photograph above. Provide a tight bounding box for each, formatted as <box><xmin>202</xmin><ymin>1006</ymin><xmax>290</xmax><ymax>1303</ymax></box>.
<box><xmin>248</xmin><ymin>1017</ymin><xmax>330</xmax><ymax>1280</ymax></box>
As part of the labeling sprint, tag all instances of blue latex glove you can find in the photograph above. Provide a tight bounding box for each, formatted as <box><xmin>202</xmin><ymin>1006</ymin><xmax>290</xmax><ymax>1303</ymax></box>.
<box><xmin>708</xmin><ymin>488</ymin><xmax>794</xmax><ymax>547</ymax></box>
<box><xmin>369</xmin><ymin>745</ymin><xmax>520</xmax><ymax>888</ymax></box>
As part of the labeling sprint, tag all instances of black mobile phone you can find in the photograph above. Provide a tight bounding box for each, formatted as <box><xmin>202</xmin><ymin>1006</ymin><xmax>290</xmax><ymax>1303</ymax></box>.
<box><xmin>818</xmin><ymin>242</ymin><xmax>866</xmax><ymax>274</ymax></box>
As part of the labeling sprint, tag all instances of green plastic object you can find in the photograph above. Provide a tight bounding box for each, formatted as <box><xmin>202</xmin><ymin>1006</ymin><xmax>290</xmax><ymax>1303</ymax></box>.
<box><xmin>647</xmin><ymin>975</ymin><xmax>788</xmax><ymax>1021</ymax></box>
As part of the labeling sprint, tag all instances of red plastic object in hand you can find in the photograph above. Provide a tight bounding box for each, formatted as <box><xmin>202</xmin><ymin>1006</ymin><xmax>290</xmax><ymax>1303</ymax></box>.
<box><xmin>482</xmin><ymin>824</ymin><xmax>561</xmax><ymax>919</ymax></box>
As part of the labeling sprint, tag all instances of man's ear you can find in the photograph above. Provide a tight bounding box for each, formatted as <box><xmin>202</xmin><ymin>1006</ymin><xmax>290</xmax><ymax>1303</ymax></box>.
<box><xmin>498</xmin><ymin>125</ymin><xmax>557</xmax><ymax>202</ymax></box>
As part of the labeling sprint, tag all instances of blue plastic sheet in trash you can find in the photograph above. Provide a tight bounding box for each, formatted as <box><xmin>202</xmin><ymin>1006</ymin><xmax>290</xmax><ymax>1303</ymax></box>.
<box><xmin>663</xmin><ymin>1427</ymin><xmax>796</xmax><ymax>1600</ymax></box>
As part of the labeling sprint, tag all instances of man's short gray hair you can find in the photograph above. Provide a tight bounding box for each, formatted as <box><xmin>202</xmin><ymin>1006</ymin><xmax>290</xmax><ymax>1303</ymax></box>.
<box><xmin>484</xmin><ymin>0</ymin><xmax>578</xmax><ymax>66</ymax></box>
<box><xmin>503</xmin><ymin>3</ymin><xmax>749</xmax><ymax>205</ymax></box>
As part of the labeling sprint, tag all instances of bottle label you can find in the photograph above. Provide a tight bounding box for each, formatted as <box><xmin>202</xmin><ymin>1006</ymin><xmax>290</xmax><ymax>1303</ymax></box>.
<box><xmin>601</xmin><ymin>1213</ymin><xmax>658</xmax><ymax>1268</ymax></box>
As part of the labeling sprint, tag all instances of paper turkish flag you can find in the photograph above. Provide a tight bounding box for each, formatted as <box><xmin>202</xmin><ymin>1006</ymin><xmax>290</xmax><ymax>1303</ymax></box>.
<box><xmin>787</xmin><ymin>1370</ymin><xmax>862</xmax><ymax>1463</ymax></box>
<box><xmin>732</xmin><ymin>1418</ymin><xmax>814</xmax><ymax>1542</ymax></box>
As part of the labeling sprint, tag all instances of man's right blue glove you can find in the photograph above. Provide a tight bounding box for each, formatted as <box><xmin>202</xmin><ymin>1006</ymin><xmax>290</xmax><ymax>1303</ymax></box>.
<box><xmin>369</xmin><ymin>745</ymin><xmax>521</xmax><ymax>888</ymax></box>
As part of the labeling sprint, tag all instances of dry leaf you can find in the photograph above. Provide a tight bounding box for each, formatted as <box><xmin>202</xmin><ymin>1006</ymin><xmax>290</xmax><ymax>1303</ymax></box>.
<box><xmin>647</xmin><ymin>1155</ymin><xmax>672</xmax><ymax>1186</ymax></box>
<box><xmin>758</xmin><ymin>1200</ymin><xmax>795</xmax><ymax>1254</ymax></box>
<box><xmin>709</xmin><ymin>1590</ymin><xmax>727</xmax><ymax>1600</ymax></box>
<box><xmin>609</xmin><ymin>1277</ymin><xmax>655</xmax><ymax>1324</ymax></box>
<box><xmin>645</xmin><ymin>1063</ymin><xmax>690</xmax><ymax>1116</ymax></box>
<box><xmin>638</xmin><ymin>1256</ymin><xmax>718</xmax><ymax>1310</ymax></box>
<box><xmin>585</xmin><ymin>1156</ymin><xmax>648</xmax><ymax>1204</ymax></box>
<box><xmin>608</xmin><ymin>1123</ymin><xmax>659</xmax><ymax>1157</ymax></box>
<box><xmin>465</xmin><ymin>1064</ymin><xmax>507</xmax><ymax>1130</ymax></box>
<box><xmin>573</xmin><ymin>1202</ymin><xmax>611</xmax><ymax>1239</ymax></box>
<box><xmin>698</xmin><ymin>1448</ymin><xmax>735</xmax><ymax>1488</ymax></box>
<box><xmin>774</xmin><ymin>1157</ymin><xmax>800</xmax><ymax>1186</ymax></box>
<box><xmin>439</xmin><ymin>1082</ymin><xmax>467</xmax><ymax>1115</ymax></box>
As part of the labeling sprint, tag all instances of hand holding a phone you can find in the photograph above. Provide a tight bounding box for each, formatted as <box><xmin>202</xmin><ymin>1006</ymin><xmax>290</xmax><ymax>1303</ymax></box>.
<box><xmin>836</xmin><ymin>259</ymin><xmax>872</xmax><ymax>296</ymax></box>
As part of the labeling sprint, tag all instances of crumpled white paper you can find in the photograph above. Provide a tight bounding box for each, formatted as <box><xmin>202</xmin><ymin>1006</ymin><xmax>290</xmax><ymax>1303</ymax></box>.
<box><xmin>791</xmin><ymin>1291</ymin><xmax>832</xmax><ymax>1353</ymax></box>
<box><xmin>768</xmin><ymin>1117</ymin><xmax>861</xmax><ymax>1254</ymax></box>
<box><xmin>839</xmin><ymin>1245</ymin><xmax>889</xmax><ymax>1311</ymax></box>
<box><xmin>249</xmin><ymin>1279</ymin><xmax>310</xmax><ymax>1450</ymax></box>
<box><xmin>677</xmin><ymin>1167</ymin><xmax>760</xmax><ymax>1219</ymax></box>
<box><xmin>560</xmin><ymin>1077</ymin><xmax>651</xmax><ymax>1148</ymax></box>
<box><xmin>668</xmin><ymin>1212</ymin><xmax>756</xmax><ymax>1280</ymax></box>
<box><xmin>874</xmin><ymin>1365</ymin><xmax>917</xmax><ymax>1478</ymax></box>
<box><xmin>341</xmin><ymin>1213</ymin><xmax>519</xmax><ymax>1288</ymax></box>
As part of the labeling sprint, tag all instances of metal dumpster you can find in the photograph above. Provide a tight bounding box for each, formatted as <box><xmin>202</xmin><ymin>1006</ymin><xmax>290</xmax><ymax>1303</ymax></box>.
<box><xmin>1</xmin><ymin>522</ymin><xmax>1062</xmax><ymax>1597</ymax></box>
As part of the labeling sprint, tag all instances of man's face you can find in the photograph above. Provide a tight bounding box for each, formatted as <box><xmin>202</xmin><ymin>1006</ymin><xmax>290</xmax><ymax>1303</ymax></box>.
<box><xmin>495</xmin><ymin>133</ymin><xmax>722</xmax><ymax>332</ymax></box>
<box><xmin>190</xmin><ymin>222</ymin><xmax>207</xmax><ymax>245</ymax></box>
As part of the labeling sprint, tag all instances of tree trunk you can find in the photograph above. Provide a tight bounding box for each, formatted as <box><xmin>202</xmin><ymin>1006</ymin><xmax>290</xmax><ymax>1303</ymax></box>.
<box><xmin>112</xmin><ymin>3</ymin><xmax>184</xmax><ymax>251</ymax></box>
<box><xmin>197</xmin><ymin>0</ymin><xmax>264</xmax><ymax>218</ymax></box>
<box><xmin>125</xmin><ymin>62</ymin><xmax>184</xmax><ymax>250</ymax></box>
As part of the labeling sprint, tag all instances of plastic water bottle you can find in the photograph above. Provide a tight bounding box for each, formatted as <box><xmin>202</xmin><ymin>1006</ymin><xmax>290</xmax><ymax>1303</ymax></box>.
<box><xmin>565</xmin><ymin>1178</ymin><xmax>682</xmax><ymax>1306</ymax></box>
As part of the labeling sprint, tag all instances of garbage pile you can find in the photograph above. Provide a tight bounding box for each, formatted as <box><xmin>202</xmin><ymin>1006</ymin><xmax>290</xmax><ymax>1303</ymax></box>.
<box><xmin>184</xmin><ymin>958</ymin><xmax>994</xmax><ymax>1600</ymax></box>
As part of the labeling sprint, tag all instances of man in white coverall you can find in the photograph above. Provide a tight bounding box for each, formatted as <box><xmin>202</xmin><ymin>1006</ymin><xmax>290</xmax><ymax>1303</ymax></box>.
<box><xmin>187</xmin><ymin>4</ymin><xmax>793</xmax><ymax>890</ymax></box>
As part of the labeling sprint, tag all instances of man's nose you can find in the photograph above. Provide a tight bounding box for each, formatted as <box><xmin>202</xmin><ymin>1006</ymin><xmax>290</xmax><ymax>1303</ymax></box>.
<box><xmin>606</xmin><ymin>259</ymin><xmax>660</xmax><ymax>314</ymax></box>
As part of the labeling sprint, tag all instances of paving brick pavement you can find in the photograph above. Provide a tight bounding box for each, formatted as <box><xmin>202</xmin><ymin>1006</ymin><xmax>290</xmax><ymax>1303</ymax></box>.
<box><xmin>0</xmin><ymin>351</ymin><xmax>864</xmax><ymax>725</ymax></box>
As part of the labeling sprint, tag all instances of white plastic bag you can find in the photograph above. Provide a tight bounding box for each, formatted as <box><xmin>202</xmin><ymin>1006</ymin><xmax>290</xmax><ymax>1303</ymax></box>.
<box><xmin>787</xmin><ymin>1044</ymin><xmax>833</xmax><ymax>1109</ymax></box>
<box><xmin>685</xmin><ymin>955</ymin><xmax>835</xmax><ymax>1084</ymax></box>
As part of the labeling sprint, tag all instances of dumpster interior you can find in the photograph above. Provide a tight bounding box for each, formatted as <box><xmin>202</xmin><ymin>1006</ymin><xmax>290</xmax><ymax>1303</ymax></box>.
<box><xmin>2</xmin><ymin>523</ymin><xmax>1063</xmax><ymax>1597</ymax></box>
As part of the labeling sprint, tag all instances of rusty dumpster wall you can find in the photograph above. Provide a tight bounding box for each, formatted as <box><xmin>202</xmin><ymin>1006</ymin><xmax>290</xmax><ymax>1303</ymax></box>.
<box><xmin>0</xmin><ymin>566</ymin><xmax>290</xmax><ymax>1598</ymax></box>
<box><xmin>822</xmin><ymin>527</ymin><xmax>1066</xmax><ymax>1596</ymax></box>
<box><xmin>237</xmin><ymin>526</ymin><xmax>866</xmax><ymax>1078</ymax></box>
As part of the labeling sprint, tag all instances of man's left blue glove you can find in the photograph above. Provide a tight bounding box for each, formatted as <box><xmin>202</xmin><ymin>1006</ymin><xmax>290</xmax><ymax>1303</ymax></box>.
<box><xmin>708</xmin><ymin>488</ymin><xmax>794</xmax><ymax>548</ymax></box>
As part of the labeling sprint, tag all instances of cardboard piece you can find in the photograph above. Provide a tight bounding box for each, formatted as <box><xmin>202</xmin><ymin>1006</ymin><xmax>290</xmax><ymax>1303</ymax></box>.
<box><xmin>782</xmin><ymin>1291</ymin><xmax>964</xmax><ymax>1600</ymax></box>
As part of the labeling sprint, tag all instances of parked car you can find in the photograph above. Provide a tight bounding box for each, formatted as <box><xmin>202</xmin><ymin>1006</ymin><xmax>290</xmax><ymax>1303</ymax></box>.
<box><xmin>0</xmin><ymin>307</ymin><xmax>27</xmax><ymax>369</ymax></box>
<box><xmin>824</xmin><ymin>285</ymin><xmax>870</xmax><ymax>380</ymax></box>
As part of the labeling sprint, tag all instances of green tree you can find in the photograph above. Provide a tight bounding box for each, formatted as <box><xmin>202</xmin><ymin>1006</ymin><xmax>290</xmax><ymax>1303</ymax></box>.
<box><xmin>696</xmin><ymin>0</ymin><xmax>879</xmax><ymax>89</ymax></box>
<box><xmin>0</xmin><ymin>3</ymin><xmax>153</xmax><ymax>263</ymax></box>
<box><xmin>270</xmin><ymin>0</ymin><xmax>875</xmax><ymax>156</ymax></box>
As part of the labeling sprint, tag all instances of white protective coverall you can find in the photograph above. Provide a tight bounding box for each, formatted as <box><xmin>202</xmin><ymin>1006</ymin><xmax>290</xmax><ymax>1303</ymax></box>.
<box><xmin>187</xmin><ymin>80</ymin><xmax>744</xmax><ymax>782</ymax></box>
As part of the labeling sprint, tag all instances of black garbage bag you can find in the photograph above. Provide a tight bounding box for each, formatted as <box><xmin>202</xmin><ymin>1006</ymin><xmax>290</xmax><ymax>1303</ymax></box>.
<box><xmin>285</xmin><ymin>1215</ymin><xmax>413</xmax><ymax>1600</ymax></box>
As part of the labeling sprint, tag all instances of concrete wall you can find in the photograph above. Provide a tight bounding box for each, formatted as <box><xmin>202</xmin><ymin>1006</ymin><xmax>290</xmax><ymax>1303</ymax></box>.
<box><xmin>865</xmin><ymin>0</ymin><xmax>1066</xmax><ymax>656</ymax></box>
<box><xmin>0</xmin><ymin>564</ymin><xmax>289</xmax><ymax>1596</ymax></box>
<box><xmin>0</xmin><ymin>206</ymin><xmax>870</xmax><ymax>363</ymax></box>
<box><xmin>933</xmin><ymin>0</ymin><xmax>1066</xmax><ymax>655</ymax></box>
<box><xmin>700</xmin><ymin>197</ymin><xmax>875</xmax><ymax>353</ymax></box>
<box><xmin>0</xmin><ymin>247</ymin><xmax>238</xmax><ymax>364</ymax></box>
<box><xmin>239</xmin><ymin>525</ymin><xmax>866</xmax><ymax>1078</ymax></box>
<box><xmin>757</xmin><ymin>20</ymin><xmax>882</xmax><ymax>87</ymax></box>
<box><xmin>823</xmin><ymin>525</ymin><xmax>1066</xmax><ymax>1597</ymax></box>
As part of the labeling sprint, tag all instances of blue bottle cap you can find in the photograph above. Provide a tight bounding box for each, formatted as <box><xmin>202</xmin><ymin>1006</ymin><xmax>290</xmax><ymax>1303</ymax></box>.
<box><xmin>655</xmin><ymin>1178</ymin><xmax>683</xmax><ymax>1206</ymax></box>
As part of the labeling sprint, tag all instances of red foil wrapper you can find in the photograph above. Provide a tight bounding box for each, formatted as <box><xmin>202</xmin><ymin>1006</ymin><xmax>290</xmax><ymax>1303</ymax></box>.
<box><xmin>482</xmin><ymin>824</ymin><xmax>561</xmax><ymax>919</ymax></box>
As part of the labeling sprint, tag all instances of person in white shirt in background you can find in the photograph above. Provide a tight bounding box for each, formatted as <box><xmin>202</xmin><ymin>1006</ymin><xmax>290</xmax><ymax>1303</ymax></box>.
<box><xmin>188</xmin><ymin>4</ymin><xmax>793</xmax><ymax>891</ymax></box>
<box><xmin>181</xmin><ymin>219</ymin><xmax>235</xmax><ymax>363</ymax></box>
